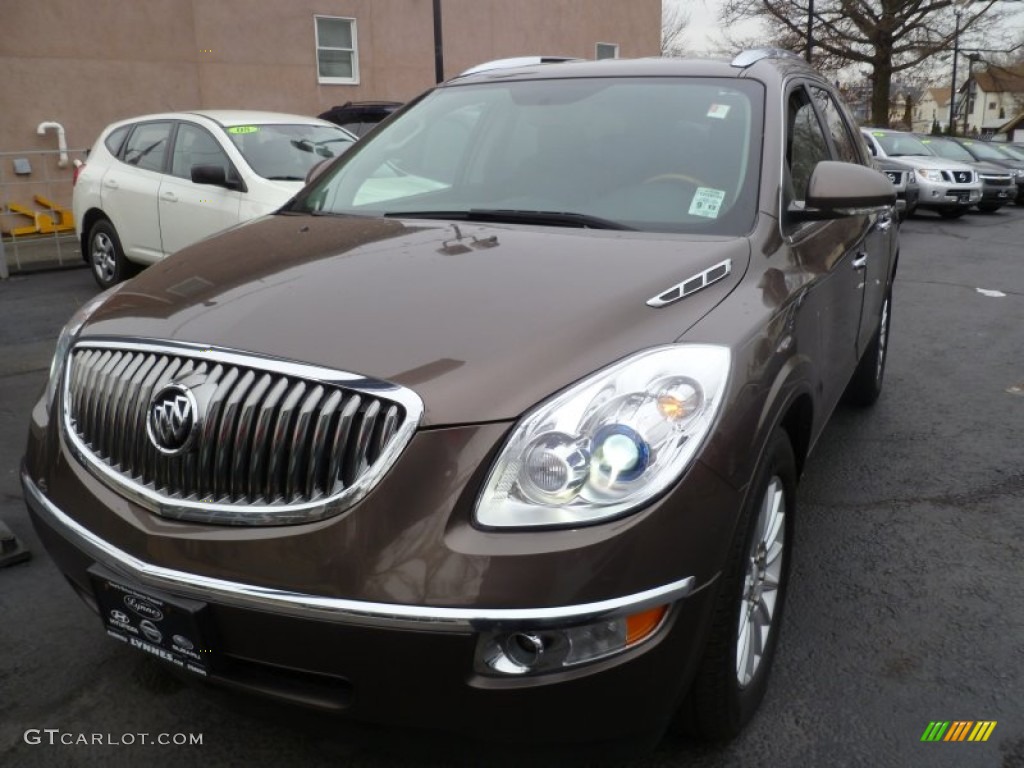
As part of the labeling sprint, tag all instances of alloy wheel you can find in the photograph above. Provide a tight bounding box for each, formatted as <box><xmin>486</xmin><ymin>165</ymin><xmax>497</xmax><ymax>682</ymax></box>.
<box><xmin>736</xmin><ymin>476</ymin><xmax>786</xmax><ymax>688</ymax></box>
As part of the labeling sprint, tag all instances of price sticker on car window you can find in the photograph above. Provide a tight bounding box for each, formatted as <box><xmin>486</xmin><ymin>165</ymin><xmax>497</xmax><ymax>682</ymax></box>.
<box><xmin>707</xmin><ymin>104</ymin><xmax>731</xmax><ymax>120</ymax></box>
<box><xmin>689</xmin><ymin>187</ymin><xmax>726</xmax><ymax>218</ymax></box>
<box><xmin>227</xmin><ymin>126</ymin><xmax>260</xmax><ymax>134</ymax></box>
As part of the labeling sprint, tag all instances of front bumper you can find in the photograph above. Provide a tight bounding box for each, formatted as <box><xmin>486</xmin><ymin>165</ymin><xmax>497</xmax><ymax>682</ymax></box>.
<box><xmin>22</xmin><ymin>462</ymin><xmax>721</xmax><ymax>743</ymax></box>
<box><xmin>915</xmin><ymin>179</ymin><xmax>981</xmax><ymax>209</ymax></box>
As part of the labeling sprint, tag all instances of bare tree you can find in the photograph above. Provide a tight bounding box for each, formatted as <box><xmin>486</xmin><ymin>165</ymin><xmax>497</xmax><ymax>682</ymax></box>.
<box><xmin>719</xmin><ymin>0</ymin><xmax>1007</xmax><ymax>126</ymax></box>
<box><xmin>662</xmin><ymin>1</ymin><xmax>691</xmax><ymax>57</ymax></box>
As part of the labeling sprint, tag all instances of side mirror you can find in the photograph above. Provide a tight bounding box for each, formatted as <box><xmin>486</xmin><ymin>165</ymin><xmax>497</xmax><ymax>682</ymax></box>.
<box><xmin>790</xmin><ymin>161</ymin><xmax>896</xmax><ymax>222</ymax></box>
<box><xmin>191</xmin><ymin>164</ymin><xmax>243</xmax><ymax>191</ymax></box>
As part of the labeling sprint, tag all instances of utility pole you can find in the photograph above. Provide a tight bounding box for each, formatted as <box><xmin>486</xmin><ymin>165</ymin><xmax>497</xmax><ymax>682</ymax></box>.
<box><xmin>806</xmin><ymin>0</ymin><xmax>814</xmax><ymax>63</ymax></box>
<box><xmin>948</xmin><ymin>6</ymin><xmax>962</xmax><ymax>134</ymax></box>
<box><xmin>432</xmin><ymin>0</ymin><xmax>445</xmax><ymax>83</ymax></box>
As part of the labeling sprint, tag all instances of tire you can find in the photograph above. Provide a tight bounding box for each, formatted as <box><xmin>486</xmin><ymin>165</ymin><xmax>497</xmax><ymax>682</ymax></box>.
<box><xmin>844</xmin><ymin>289</ymin><xmax>891</xmax><ymax>407</ymax></box>
<box><xmin>937</xmin><ymin>207</ymin><xmax>966</xmax><ymax>219</ymax></box>
<box><xmin>675</xmin><ymin>429</ymin><xmax>796</xmax><ymax>742</ymax></box>
<box><xmin>976</xmin><ymin>202</ymin><xmax>1003</xmax><ymax>213</ymax></box>
<box><xmin>87</xmin><ymin>219</ymin><xmax>136</xmax><ymax>288</ymax></box>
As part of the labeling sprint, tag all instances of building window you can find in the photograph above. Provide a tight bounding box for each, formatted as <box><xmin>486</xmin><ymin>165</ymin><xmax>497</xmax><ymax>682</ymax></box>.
<box><xmin>988</xmin><ymin>101</ymin><xmax>997</xmax><ymax>110</ymax></box>
<box><xmin>596</xmin><ymin>42</ymin><xmax>619</xmax><ymax>59</ymax></box>
<box><xmin>315</xmin><ymin>16</ymin><xmax>359</xmax><ymax>84</ymax></box>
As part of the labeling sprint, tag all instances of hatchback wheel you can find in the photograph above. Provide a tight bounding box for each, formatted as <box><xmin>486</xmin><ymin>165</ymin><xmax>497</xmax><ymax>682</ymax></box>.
<box><xmin>88</xmin><ymin>220</ymin><xmax>135</xmax><ymax>288</ymax></box>
<box><xmin>675</xmin><ymin>429</ymin><xmax>795</xmax><ymax>742</ymax></box>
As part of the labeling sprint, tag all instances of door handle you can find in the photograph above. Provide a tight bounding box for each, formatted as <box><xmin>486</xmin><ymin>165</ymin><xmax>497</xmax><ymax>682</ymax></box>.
<box><xmin>876</xmin><ymin>210</ymin><xmax>893</xmax><ymax>232</ymax></box>
<box><xmin>161</xmin><ymin>191</ymin><xmax>178</xmax><ymax>203</ymax></box>
<box><xmin>852</xmin><ymin>252</ymin><xmax>868</xmax><ymax>270</ymax></box>
<box><xmin>103</xmin><ymin>178</ymin><xmax>119</xmax><ymax>189</ymax></box>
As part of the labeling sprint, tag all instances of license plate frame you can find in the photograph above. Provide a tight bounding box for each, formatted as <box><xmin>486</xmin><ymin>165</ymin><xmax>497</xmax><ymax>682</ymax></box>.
<box><xmin>89</xmin><ymin>565</ymin><xmax>216</xmax><ymax>677</ymax></box>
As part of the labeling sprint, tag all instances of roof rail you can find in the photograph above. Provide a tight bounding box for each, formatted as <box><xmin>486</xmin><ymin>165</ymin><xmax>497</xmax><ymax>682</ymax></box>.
<box><xmin>731</xmin><ymin>48</ymin><xmax>805</xmax><ymax>68</ymax></box>
<box><xmin>456</xmin><ymin>56</ymin><xmax>581</xmax><ymax>78</ymax></box>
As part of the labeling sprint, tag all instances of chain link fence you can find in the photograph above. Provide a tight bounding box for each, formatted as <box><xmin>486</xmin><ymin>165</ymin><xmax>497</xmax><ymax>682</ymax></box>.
<box><xmin>0</xmin><ymin>148</ymin><xmax>88</xmax><ymax>278</ymax></box>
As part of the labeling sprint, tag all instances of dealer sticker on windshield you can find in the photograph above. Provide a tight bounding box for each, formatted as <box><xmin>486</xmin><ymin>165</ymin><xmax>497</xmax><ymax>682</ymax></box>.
<box><xmin>689</xmin><ymin>187</ymin><xmax>726</xmax><ymax>218</ymax></box>
<box><xmin>227</xmin><ymin>125</ymin><xmax>260</xmax><ymax>134</ymax></box>
<box><xmin>707</xmin><ymin>103</ymin><xmax>731</xmax><ymax>119</ymax></box>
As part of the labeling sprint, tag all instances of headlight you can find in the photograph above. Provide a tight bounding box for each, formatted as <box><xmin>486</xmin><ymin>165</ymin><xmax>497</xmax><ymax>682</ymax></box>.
<box><xmin>45</xmin><ymin>286</ymin><xmax>120</xmax><ymax>411</ymax></box>
<box><xmin>916</xmin><ymin>169</ymin><xmax>944</xmax><ymax>182</ymax></box>
<box><xmin>475</xmin><ymin>345</ymin><xmax>730</xmax><ymax>528</ymax></box>
<box><xmin>1015</xmin><ymin>169</ymin><xmax>1024</xmax><ymax>179</ymax></box>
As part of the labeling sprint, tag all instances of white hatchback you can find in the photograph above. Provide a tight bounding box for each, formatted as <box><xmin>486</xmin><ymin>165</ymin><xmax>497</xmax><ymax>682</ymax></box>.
<box><xmin>73</xmin><ymin>110</ymin><xmax>356</xmax><ymax>287</ymax></box>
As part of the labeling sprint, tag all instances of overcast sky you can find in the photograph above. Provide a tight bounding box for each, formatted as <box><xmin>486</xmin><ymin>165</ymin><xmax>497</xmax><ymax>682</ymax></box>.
<box><xmin>672</xmin><ymin>0</ymin><xmax>765</xmax><ymax>53</ymax></box>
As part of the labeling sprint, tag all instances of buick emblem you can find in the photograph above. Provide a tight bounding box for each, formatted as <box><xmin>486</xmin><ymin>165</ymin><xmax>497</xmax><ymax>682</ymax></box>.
<box><xmin>147</xmin><ymin>384</ymin><xmax>199</xmax><ymax>456</ymax></box>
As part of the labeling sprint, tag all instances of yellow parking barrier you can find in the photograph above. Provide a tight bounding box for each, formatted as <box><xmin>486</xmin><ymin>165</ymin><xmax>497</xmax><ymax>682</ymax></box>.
<box><xmin>33</xmin><ymin>194</ymin><xmax>75</xmax><ymax>233</ymax></box>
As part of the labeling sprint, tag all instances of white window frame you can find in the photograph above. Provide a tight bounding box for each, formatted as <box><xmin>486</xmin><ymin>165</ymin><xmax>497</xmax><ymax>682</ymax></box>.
<box><xmin>595</xmin><ymin>42</ymin><xmax>619</xmax><ymax>60</ymax></box>
<box><xmin>314</xmin><ymin>15</ymin><xmax>359</xmax><ymax>85</ymax></box>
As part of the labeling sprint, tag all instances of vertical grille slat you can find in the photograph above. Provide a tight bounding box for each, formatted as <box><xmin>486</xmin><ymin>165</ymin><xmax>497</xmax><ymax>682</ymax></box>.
<box><xmin>247</xmin><ymin>377</ymin><xmax>291</xmax><ymax>502</ymax></box>
<box><xmin>287</xmin><ymin>385</ymin><xmax>325</xmax><ymax>502</ymax></box>
<box><xmin>213</xmin><ymin>369</ymin><xmax>256</xmax><ymax>501</ymax></box>
<box><xmin>230</xmin><ymin>374</ymin><xmax>273</xmax><ymax>501</ymax></box>
<box><xmin>326</xmin><ymin>396</ymin><xmax>361</xmax><ymax>494</ymax></box>
<box><xmin>64</xmin><ymin>344</ymin><xmax>415</xmax><ymax>523</ymax></box>
<box><xmin>266</xmin><ymin>381</ymin><xmax>307</xmax><ymax>502</ymax></box>
<box><xmin>107</xmin><ymin>353</ymin><xmax>146</xmax><ymax>469</ymax></box>
<box><xmin>80</xmin><ymin>350</ymin><xmax>113</xmax><ymax>446</ymax></box>
<box><xmin>95</xmin><ymin>352</ymin><xmax>130</xmax><ymax>459</ymax></box>
<box><xmin>197</xmin><ymin>364</ymin><xmax>234</xmax><ymax>500</ymax></box>
<box><xmin>347</xmin><ymin>400</ymin><xmax>381</xmax><ymax>487</ymax></box>
<box><xmin>305</xmin><ymin>389</ymin><xmax>342</xmax><ymax>500</ymax></box>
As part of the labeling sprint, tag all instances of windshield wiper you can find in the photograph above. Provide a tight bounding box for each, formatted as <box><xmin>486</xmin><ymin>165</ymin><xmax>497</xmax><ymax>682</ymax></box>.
<box><xmin>383</xmin><ymin>209</ymin><xmax>634</xmax><ymax>230</ymax></box>
<box><xmin>265</xmin><ymin>175</ymin><xmax>305</xmax><ymax>181</ymax></box>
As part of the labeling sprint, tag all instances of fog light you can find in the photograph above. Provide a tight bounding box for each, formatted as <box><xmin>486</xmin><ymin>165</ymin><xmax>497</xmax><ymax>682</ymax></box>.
<box><xmin>477</xmin><ymin>605</ymin><xmax>669</xmax><ymax>676</ymax></box>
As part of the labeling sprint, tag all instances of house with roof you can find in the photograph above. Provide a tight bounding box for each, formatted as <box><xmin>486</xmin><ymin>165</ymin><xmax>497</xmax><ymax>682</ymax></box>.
<box><xmin>956</xmin><ymin>63</ymin><xmax>1024</xmax><ymax>136</ymax></box>
<box><xmin>913</xmin><ymin>87</ymin><xmax>951</xmax><ymax>133</ymax></box>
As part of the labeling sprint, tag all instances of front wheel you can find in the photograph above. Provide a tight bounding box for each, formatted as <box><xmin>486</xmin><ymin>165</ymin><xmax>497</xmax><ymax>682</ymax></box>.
<box><xmin>976</xmin><ymin>202</ymin><xmax>1003</xmax><ymax>213</ymax></box>
<box><xmin>87</xmin><ymin>219</ymin><xmax>135</xmax><ymax>288</ymax></box>
<box><xmin>674</xmin><ymin>429</ymin><xmax>796</xmax><ymax>742</ymax></box>
<box><xmin>937</xmin><ymin>207</ymin><xmax>967</xmax><ymax>219</ymax></box>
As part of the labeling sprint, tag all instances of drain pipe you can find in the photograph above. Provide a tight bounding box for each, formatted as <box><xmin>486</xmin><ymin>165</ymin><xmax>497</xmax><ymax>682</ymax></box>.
<box><xmin>37</xmin><ymin>121</ymin><xmax>69</xmax><ymax>168</ymax></box>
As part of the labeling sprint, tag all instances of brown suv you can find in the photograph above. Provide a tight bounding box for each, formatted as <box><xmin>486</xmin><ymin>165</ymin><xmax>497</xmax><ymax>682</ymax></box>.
<box><xmin>23</xmin><ymin>50</ymin><xmax>896</xmax><ymax>748</ymax></box>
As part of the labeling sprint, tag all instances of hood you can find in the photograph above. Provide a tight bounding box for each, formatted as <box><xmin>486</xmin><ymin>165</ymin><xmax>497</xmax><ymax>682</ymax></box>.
<box><xmin>84</xmin><ymin>214</ymin><xmax>750</xmax><ymax>426</ymax></box>
<box><xmin>888</xmin><ymin>154</ymin><xmax>976</xmax><ymax>172</ymax></box>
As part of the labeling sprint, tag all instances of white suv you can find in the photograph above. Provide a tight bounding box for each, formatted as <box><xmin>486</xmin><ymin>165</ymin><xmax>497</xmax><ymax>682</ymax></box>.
<box><xmin>860</xmin><ymin>128</ymin><xmax>981</xmax><ymax>219</ymax></box>
<box><xmin>73</xmin><ymin>110</ymin><xmax>356</xmax><ymax>287</ymax></box>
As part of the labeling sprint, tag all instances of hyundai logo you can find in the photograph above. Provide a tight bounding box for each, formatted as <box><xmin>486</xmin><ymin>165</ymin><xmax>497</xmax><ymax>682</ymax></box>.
<box><xmin>147</xmin><ymin>384</ymin><xmax>199</xmax><ymax>456</ymax></box>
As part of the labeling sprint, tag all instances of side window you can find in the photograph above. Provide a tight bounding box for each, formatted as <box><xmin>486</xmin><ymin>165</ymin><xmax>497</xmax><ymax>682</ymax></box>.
<box><xmin>122</xmin><ymin>122</ymin><xmax>173</xmax><ymax>173</ymax></box>
<box><xmin>171</xmin><ymin>123</ymin><xmax>233</xmax><ymax>181</ymax></box>
<box><xmin>787</xmin><ymin>88</ymin><xmax>831</xmax><ymax>203</ymax></box>
<box><xmin>811</xmin><ymin>86</ymin><xmax>862</xmax><ymax>164</ymax></box>
<box><xmin>104</xmin><ymin>125</ymin><xmax>131</xmax><ymax>157</ymax></box>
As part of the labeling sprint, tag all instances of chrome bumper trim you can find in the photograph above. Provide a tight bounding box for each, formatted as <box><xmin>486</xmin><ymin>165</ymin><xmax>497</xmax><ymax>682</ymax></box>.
<box><xmin>22</xmin><ymin>467</ymin><xmax>695</xmax><ymax>632</ymax></box>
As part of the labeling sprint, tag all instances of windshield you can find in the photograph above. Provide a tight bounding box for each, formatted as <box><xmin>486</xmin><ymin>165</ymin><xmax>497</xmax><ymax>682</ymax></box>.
<box><xmin>960</xmin><ymin>140</ymin><xmax>1014</xmax><ymax>161</ymax></box>
<box><xmin>998</xmin><ymin>144</ymin><xmax>1024</xmax><ymax>161</ymax></box>
<box><xmin>292</xmin><ymin>77</ymin><xmax>765</xmax><ymax>235</ymax></box>
<box><xmin>226</xmin><ymin>123</ymin><xmax>355</xmax><ymax>180</ymax></box>
<box><xmin>872</xmin><ymin>131</ymin><xmax>932</xmax><ymax>157</ymax></box>
<box><xmin>919</xmin><ymin>138</ymin><xmax>974</xmax><ymax>162</ymax></box>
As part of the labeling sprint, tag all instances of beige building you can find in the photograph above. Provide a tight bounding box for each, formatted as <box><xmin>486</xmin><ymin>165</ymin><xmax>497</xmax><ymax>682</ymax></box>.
<box><xmin>1</xmin><ymin>0</ymin><xmax>661</xmax><ymax>156</ymax></box>
<box><xmin>913</xmin><ymin>87</ymin><xmax>951</xmax><ymax>133</ymax></box>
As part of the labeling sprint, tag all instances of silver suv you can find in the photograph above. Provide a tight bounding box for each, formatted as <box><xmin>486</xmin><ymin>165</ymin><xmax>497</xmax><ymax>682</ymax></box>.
<box><xmin>861</xmin><ymin>128</ymin><xmax>981</xmax><ymax>219</ymax></box>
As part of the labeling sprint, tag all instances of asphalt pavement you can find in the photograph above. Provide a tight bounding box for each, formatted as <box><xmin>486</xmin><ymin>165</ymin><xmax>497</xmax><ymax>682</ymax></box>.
<box><xmin>1</xmin><ymin>208</ymin><xmax>1023</xmax><ymax>767</ymax></box>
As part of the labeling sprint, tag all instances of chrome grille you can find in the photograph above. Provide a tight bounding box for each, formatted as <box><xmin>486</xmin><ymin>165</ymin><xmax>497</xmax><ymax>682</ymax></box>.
<box><xmin>979</xmin><ymin>174</ymin><xmax>1013</xmax><ymax>186</ymax></box>
<box><xmin>63</xmin><ymin>340</ymin><xmax>422</xmax><ymax>525</ymax></box>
